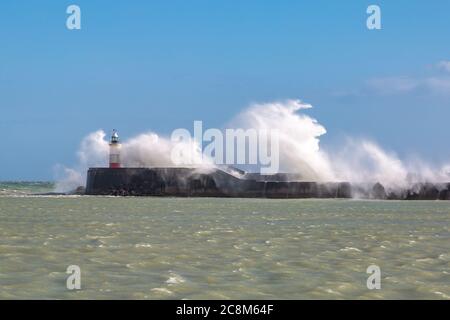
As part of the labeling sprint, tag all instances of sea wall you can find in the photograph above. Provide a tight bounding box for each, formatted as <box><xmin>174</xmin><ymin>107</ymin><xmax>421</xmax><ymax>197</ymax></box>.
<box><xmin>85</xmin><ymin>168</ymin><xmax>351</xmax><ymax>198</ymax></box>
<box><xmin>85</xmin><ymin>167</ymin><xmax>450</xmax><ymax>199</ymax></box>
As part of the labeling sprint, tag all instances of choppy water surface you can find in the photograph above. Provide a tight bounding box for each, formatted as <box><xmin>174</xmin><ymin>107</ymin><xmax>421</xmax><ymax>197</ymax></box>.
<box><xmin>0</xmin><ymin>181</ymin><xmax>54</xmax><ymax>196</ymax></box>
<box><xmin>0</xmin><ymin>185</ymin><xmax>449</xmax><ymax>299</ymax></box>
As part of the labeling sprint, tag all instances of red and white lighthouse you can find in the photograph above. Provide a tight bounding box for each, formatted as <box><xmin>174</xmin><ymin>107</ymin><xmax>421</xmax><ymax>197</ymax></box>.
<box><xmin>109</xmin><ymin>129</ymin><xmax>121</xmax><ymax>168</ymax></box>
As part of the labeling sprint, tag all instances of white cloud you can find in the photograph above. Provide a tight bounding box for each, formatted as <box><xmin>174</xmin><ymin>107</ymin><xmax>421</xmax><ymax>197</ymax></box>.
<box><xmin>333</xmin><ymin>61</ymin><xmax>450</xmax><ymax>99</ymax></box>
<box><xmin>366</xmin><ymin>76</ymin><xmax>420</xmax><ymax>95</ymax></box>
<box><xmin>366</xmin><ymin>75</ymin><xmax>450</xmax><ymax>96</ymax></box>
<box><xmin>437</xmin><ymin>60</ymin><xmax>450</xmax><ymax>73</ymax></box>
<box><xmin>331</xmin><ymin>61</ymin><xmax>450</xmax><ymax>99</ymax></box>
<box><xmin>424</xmin><ymin>77</ymin><xmax>450</xmax><ymax>94</ymax></box>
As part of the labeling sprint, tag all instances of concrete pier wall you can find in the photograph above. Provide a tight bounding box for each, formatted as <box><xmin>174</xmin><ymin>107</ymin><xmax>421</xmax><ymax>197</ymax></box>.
<box><xmin>86</xmin><ymin>168</ymin><xmax>352</xmax><ymax>198</ymax></box>
<box><xmin>85</xmin><ymin>167</ymin><xmax>450</xmax><ymax>199</ymax></box>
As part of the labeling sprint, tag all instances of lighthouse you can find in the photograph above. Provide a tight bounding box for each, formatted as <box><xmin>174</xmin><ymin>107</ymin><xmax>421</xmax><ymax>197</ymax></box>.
<box><xmin>109</xmin><ymin>129</ymin><xmax>121</xmax><ymax>168</ymax></box>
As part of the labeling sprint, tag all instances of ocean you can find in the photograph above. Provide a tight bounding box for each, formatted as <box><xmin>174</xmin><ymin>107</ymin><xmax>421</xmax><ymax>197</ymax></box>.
<box><xmin>0</xmin><ymin>182</ymin><xmax>449</xmax><ymax>299</ymax></box>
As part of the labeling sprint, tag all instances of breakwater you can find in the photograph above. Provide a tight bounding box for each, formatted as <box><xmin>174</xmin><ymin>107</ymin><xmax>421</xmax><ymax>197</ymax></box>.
<box><xmin>85</xmin><ymin>168</ymin><xmax>450</xmax><ymax>200</ymax></box>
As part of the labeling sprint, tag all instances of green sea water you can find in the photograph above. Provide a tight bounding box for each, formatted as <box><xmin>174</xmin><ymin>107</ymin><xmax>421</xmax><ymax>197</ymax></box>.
<box><xmin>0</xmin><ymin>182</ymin><xmax>449</xmax><ymax>299</ymax></box>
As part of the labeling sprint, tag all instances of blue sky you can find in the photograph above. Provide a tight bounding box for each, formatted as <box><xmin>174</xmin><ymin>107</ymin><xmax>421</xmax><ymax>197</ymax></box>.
<box><xmin>1</xmin><ymin>0</ymin><xmax>450</xmax><ymax>180</ymax></box>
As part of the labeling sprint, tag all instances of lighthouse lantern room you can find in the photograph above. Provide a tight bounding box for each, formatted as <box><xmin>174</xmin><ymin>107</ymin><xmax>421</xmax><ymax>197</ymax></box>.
<box><xmin>109</xmin><ymin>129</ymin><xmax>121</xmax><ymax>168</ymax></box>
